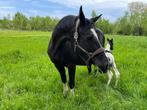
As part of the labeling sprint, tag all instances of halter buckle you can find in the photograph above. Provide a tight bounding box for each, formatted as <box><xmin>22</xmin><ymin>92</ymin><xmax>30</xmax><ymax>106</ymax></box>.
<box><xmin>74</xmin><ymin>40</ymin><xmax>78</xmax><ymax>52</ymax></box>
<box><xmin>74</xmin><ymin>32</ymin><xmax>78</xmax><ymax>40</ymax></box>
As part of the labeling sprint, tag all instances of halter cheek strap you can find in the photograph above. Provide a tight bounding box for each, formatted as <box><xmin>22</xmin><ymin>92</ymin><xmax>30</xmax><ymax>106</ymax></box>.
<box><xmin>74</xmin><ymin>19</ymin><xmax>80</xmax><ymax>52</ymax></box>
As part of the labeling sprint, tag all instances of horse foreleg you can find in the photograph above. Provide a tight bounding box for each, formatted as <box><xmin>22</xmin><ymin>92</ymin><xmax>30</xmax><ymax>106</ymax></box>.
<box><xmin>87</xmin><ymin>64</ymin><xmax>91</xmax><ymax>74</ymax></box>
<box><xmin>68</xmin><ymin>64</ymin><xmax>76</xmax><ymax>96</ymax></box>
<box><xmin>54</xmin><ymin>63</ymin><xmax>68</xmax><ymax>97</ymax></box>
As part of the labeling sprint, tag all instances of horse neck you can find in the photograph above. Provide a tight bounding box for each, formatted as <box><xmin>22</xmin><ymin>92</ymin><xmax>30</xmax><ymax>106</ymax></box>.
<box><xmin>105</xmin><ymin>42</ymin><xmax>111</xmax><ymax>51</ymax></box>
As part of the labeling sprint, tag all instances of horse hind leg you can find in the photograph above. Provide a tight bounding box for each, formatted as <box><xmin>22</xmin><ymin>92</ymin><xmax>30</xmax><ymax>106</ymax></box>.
<box><xmin>106</xmin><ymin>70</ymin><xmax>113</xmax><ymax>87</ymax></box>
<box><xmin>114</xmin><ymin>68</ymin><xmax>120</xmax><ymax>87</ymax></box>
<box><xmin>54</xmin><ymin>63</ymin><xmax>68</xmax><ymax>97</ymax></box>
<box><xmin>113</xmin><ymin>63</ymin><xmax>120</xmax><ymax>87</ymax></box>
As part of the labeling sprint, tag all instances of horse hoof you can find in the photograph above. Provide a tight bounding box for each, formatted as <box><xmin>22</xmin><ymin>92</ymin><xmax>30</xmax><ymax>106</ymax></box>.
<box><xmin>70</xmin><ymin>89</ymin><xmax>75</xmax><ymax>96</ymax></box>
<box><xmin>63</xmin><ymin>84</ymin><xmax>69</xmax><ymax>97</ymax></box>
<box><xmin>63</xmin><ymin>89</ymin><xmax>69</xmax><ymax>98</ymax></box>
<box><xmin>63</xmin><ymin>92</ymin><xmax>68</xmax><ymax>98</ymax></box>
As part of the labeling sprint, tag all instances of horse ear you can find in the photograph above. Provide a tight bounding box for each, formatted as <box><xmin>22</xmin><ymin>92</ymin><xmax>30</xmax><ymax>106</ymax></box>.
<box><xmin>111</xmin><ymin>38</ymin><xmax>113</xmax><ymax>42</ymax></box>
<box><xmin>90</xmin><ymin>14</ymin><xmax>102</xmax><ymax>23</ymax></box>
<box><xmin>79</xmin><ymin>6</ymin><xmax>85</xmax><ymax>25</ymax></box>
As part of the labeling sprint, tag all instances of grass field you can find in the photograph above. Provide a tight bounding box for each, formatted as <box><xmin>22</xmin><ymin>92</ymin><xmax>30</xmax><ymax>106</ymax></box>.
<box><xmin>0</xmin><ymin>30</ymin><xmax>147</xmax><ymax>110</ymax></box>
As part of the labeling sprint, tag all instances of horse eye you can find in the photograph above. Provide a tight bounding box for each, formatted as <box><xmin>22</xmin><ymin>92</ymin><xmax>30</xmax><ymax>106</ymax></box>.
<box><xmin>87</xmin><ymin>36</ymin><xmax>93</xmax><ymax>40</ymax></box>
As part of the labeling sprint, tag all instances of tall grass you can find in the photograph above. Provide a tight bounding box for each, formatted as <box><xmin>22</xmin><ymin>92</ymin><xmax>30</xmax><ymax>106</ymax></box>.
<box><xmin>0</xmin><ymin>30</ymin><xmax>147</xmax><ymax>110</ymax></box>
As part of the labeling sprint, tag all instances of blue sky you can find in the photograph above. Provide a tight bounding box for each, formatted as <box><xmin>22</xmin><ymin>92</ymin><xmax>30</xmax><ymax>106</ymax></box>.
<box><xmin>0</xmin><ymin>0</ymin><xmax>147</xmax><ymax>22</ymax></box>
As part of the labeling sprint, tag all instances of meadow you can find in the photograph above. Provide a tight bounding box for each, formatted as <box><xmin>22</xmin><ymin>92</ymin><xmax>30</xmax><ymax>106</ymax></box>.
<box><xmin>0</xmin><ymin>30</ymin><xmax>147</xmax><ymax>110</ymax></box>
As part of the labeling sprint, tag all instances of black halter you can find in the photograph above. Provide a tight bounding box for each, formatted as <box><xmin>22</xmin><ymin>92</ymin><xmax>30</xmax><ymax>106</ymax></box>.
<box><xmin>73</xmin><ymin>19</ymin><xmax>105</xmax><ymax>66</ymax></box>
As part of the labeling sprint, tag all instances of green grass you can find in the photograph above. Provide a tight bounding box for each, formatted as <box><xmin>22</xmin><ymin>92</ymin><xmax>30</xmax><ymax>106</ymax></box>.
<box><xmin>0</xmin><ymin>30</ymin><xmax>147</xmax><ymax>110</ymax></box>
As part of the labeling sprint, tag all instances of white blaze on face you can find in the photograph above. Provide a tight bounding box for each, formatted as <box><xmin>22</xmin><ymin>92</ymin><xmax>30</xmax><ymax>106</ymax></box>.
<box><xmin>90</xmin><ymin>28</ymin><xmax>102</xmax><ymax>47</ymax></box>
<box><xmin>90</xmin><ymin>28</ymin><xmax>99</xmax><ymax>42</ymax></box>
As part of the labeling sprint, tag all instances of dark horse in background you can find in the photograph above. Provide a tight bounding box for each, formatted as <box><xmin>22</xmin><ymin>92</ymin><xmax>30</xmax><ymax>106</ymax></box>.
<box><xmin>48</xmin><ymin>6</ymin><xmax>108</xmax><ymax>96</ymax></box>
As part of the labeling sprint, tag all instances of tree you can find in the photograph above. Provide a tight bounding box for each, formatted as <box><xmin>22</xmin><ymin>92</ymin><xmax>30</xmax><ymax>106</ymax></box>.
<box><xmin>91</xmin><ymin>10</ymin><xmax>113</xmax><ymax>34</ymax></box>
<box><xmin>13</xmin><ymin>12</ymin><xmax>28</xmax><ymax>30</ymax></box>
<box><xmin>1</xmin><ymin>17</ymin><xmax>9</xmax><ymax>29</ymax></box>
<box><xmin>114</xmin><ymin>12</ymin><xmax>132</xmax><ymax>35</ymax></box>
<box><xmin>113</xmin><ymin>2</ymin><xmax>147</xmax><ymax>36</ymax></box>
<box><xmin>95</xmin><ymin>18</ymin><xmax>113</xmax><ymax>34</ymax></box>
<box><xmin>0</xmin><ymin>12</ymin><xmax>59</xmax><ymax>31</ymax></box>
<box><xmin>91</xmin><ymin>10</ymin><xmax>97</xmax><ymax>18</ymax></box>
<box><xmin>128</xmin><ymin>2</ymin><xmax>147</xmax><ymax>35</ymax></box>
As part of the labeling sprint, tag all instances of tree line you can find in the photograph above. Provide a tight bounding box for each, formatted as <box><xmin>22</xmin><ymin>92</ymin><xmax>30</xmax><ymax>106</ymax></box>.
<box><xmin>0</xmin><ymin>12</ymin><xmax>59</xmax><ymax>31</ymax></box>
<box><xmin>93</xmin><ymin>2</ymin><xmax>147</xmax><ymax>36</ymax></box>
<box><xmin>0</xmin><ymin>2</ymin><xmax>147</xmax><ymax>36</ymax></box>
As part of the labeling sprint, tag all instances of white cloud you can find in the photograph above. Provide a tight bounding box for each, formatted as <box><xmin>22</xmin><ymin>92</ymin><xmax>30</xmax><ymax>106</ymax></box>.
<box><xmin>0</xmin><ymin>6</ymin><xmax>16</xmax><ymax>19</ymax></box>
<box><xmin>0</xmin><ymin>0</ymin><xmax>147</xmax><ymax>21</ymax></box>
<box><xmin>0</xmin><ymin>6</ymin><xmax>15</xmax><ymax>9</ymax></box>
<box><xmin>23</xmin><ymin>0</ymin><xmax>33</xmax><ymax>2</ymax></box>
<box><xmin>28</xmin><ymin>9</ymin><xmax>38</xmax><ymax>15</ymax></box>
<box><xmin>47</xmin><ymin>0</ymin><xmax>147</xmax><ymax>8</ymax></box>
<box><xmin>0</xmin><ymin>10</ymin><xmax>15</xmax><ymax>19</ymax></box>
<box><xmin>49</xmin><ymin>10</ymin><xmax>69</xmax><ymax>18</ymax></box>
<box><xmin>46</xmin><ymin>0</ymin><xmax>147</xmax><ymax>21</ymax></box>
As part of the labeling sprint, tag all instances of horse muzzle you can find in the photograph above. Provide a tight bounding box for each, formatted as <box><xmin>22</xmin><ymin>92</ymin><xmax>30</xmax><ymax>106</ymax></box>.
<box><xmin>99</xmin><ymin>63</ymin><xmax>108</xmax><ymax>73</ymax></box>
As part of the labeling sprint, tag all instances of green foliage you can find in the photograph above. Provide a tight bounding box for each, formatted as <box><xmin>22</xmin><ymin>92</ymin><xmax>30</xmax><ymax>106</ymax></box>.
<box><xmin>0</xmin><ymin>16</ymin><xmax>12</xmax><ymax>29</ymax></box>
<box><xmin>114</xmin><ymin>2</ymin><xmax>147</xmax><ymax>36</ymax></box>
<box><xmin>91</xmin><ymin>10</ymin><xmax>97</xmax><ymax>18</ymax></box>
<box><xmin>91</xmin><ymin>10</ymin><xmax>113</xmax><ymax>34</ymax></box>
<box><xmin>96</xmin><ymin>18</ymin><xmax>113</xmax><ymax>34</ymax></box>
<box><xmin>0</xmin><ymin>30</ymin><xmax>147</xmax><ymax>110</ymax></box>
<box><xmin>0</xmin><ymin>12</ymin><xmax>59</xmax><ymax>31</ymax></box>
<box><xmin>94</xmin><ymin>2</ymin><xmax>147</xmax><ymax>36</ymax></box>
<box><xmin>0</xmin><ymin>2</ymin><xmax>147</xmax><ymax>36</ymax></box>
<box><xmin>113</xmin><ymin>12</ymin><xmax>132</xmax><ymax>35</ymax></box>
<box><xmin>13</xmin><ymin>12</ymin><xmax>28</xmax><ymax>30</ymax></box>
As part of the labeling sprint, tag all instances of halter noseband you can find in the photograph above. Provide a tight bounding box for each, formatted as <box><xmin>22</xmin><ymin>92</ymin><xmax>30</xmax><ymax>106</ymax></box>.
<box><xmin>74</xmin><ymin>19</ymin><xmax>105</xmax><ymax>66</ymax></box>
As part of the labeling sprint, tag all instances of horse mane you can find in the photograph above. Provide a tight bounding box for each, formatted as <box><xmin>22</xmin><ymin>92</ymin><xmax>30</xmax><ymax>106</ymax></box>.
<box><xmin>53</xmin><ymin>16</ymin><xmax>77</xmax><ymax>38</ymax></box>
<box><xmin>51</xmin><ymin>15</ymin><xmax>78</xmax><ymax>48</ymax></box>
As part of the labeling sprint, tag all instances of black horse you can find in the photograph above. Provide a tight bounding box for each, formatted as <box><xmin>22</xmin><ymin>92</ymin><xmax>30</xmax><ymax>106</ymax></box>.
<box><xmin>47</xmin><ymin>6</ymin><xmax>108</xmax><ymax>96</ymax></box>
